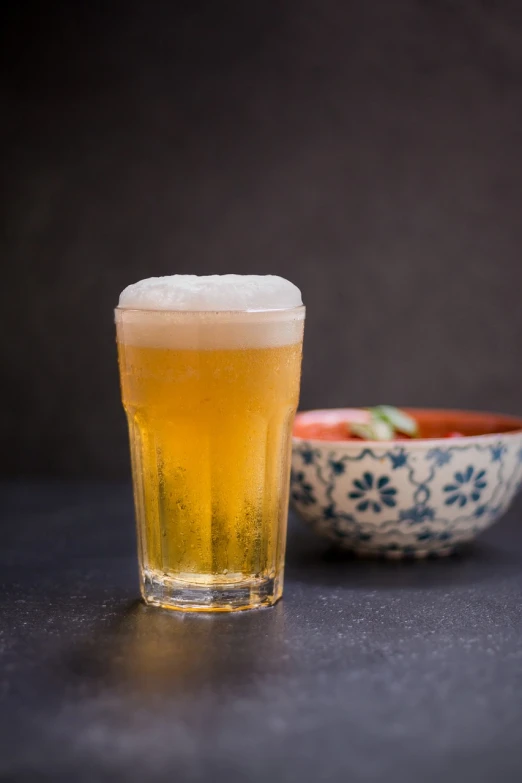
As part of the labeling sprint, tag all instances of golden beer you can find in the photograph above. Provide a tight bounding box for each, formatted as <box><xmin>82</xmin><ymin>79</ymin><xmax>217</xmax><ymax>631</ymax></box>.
<box><xmin>116</xmin><ymin>280</ymin><xmax>304</xmax><ymax>612</ymax></box>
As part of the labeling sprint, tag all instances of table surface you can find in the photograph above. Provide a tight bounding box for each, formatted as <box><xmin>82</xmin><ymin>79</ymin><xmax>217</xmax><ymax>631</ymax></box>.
<box><xmin>2</xmin><ymin>482</ymin><xmax>522</xmax><ymax>783</ymax></box>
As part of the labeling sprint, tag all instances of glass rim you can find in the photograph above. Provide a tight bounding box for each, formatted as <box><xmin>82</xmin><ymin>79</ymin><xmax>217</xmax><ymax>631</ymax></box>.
<box><xmin>114</xmin><ymin>304</ymin><xmax>306</xmax><ymax>316</ymax></box>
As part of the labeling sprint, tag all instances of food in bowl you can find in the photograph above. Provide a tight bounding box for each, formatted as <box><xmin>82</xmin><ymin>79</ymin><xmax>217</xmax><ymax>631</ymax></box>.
<box><xmin>291</xmin><ymin>407</ymin><xmax>522</xmax><ymax>558</ymax></box>
<box><xmin>296</xmin><ymin>405</ymin><xmax>467</xmax><ymax>441</ymax></box>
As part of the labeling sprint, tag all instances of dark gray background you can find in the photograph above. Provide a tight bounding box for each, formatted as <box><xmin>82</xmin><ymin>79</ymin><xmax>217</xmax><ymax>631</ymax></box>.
<box><xmin>2</xmin><ymin>0</ymin><xmax>522</xmax><ymax>479</ymax></box>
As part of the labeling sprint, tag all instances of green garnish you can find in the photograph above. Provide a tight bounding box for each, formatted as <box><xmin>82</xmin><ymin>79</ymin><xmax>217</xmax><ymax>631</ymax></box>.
<box><xmin>351</xmin><ymin>419</ymin><xmax>394</xmax><ymax>441</ymax></box>
<box><xmin>371</xmin><ymin>405</ymin><xmax>419</xmax><ymax>437</ymax></box>
<box><xmin>350</xmin><ymin>406</ymin><xmax>419</xmax><ymax>441</ymax></box>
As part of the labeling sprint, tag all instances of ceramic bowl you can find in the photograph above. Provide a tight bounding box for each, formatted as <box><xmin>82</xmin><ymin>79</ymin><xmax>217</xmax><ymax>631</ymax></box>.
<box><xmin>291</xmin><ymin>408</ymin><xmax>522</xmax><ymax>558</ymax></box>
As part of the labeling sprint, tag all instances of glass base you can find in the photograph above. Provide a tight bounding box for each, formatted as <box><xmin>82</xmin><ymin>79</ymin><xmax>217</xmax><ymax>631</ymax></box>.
<box><xmin>141</xmin><ymin>569</ymin><xmax>283</xmax><ymax>612</ymax></box>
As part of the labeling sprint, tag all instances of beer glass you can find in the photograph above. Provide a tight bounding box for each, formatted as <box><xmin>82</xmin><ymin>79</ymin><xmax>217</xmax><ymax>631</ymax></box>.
<box><xmin>116</xmin><ymin>278</ymin><xmax>304</xmax><ymax>611</ymax></box>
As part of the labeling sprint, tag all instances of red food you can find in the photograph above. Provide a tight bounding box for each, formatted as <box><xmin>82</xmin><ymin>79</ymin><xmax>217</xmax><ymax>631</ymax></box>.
<box><xmin>294</xmin><ymin>420</ymin><xmax>467</xmax><ymax>442</ymax></box>
<box><xmin>350</xmin><ymin>431</ymin><xmax>410</xmax><ymax>441</ymax></box>
<box><xmin>293</xmin><ymin>408</ymin><xmax>522</xmax><ymax>442</ymax></box>
<box><xmin>296</xmin><ymin>422</ymin><xmax>351</xmax><ymax>440</ymax></box>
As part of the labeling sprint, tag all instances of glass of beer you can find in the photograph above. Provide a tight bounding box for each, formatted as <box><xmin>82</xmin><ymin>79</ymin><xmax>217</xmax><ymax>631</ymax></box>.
<box><xmin>115</xmin><ymin>275</ymin><xmax>305</xmax><ymax>612</ymax></box>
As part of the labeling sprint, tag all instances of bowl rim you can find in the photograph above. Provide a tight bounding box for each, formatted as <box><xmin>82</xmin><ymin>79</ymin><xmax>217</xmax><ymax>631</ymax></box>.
<box><xmin>292</xmin><ymin>407</ymin><xmax>522</xmax><ymax>448</ymax></box>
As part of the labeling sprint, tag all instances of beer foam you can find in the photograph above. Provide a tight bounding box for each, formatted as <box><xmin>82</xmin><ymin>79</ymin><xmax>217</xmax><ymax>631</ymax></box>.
<box><xmin>116</xmin><ymin>276</ymin><xmax>304</xmax><ymax>350</ymax></box>
<box><xmin>118</xmin><ymin>274</ymin><xmax>302</xmax><ymax>312</ymax></box>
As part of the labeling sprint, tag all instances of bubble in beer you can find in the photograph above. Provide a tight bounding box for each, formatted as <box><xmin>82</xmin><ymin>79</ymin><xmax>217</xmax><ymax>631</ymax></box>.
<box><xmin>118</xmin><ymin>274</ymin><xmax>302</xmax><ymax>312</ymax></box>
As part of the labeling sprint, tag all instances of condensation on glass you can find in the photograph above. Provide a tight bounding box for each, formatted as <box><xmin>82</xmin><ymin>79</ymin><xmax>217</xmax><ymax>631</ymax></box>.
<box><xmin>116</xmin><ymin>306</ymin><xmax>305</xmax><ymax>611</ymax></box>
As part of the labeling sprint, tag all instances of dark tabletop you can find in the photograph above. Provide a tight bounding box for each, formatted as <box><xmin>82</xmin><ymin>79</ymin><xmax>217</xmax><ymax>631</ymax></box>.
<box><xmin>1</xmin><ymin>482</ymin><xmax>522</xmax><ymax>783</ymax></box>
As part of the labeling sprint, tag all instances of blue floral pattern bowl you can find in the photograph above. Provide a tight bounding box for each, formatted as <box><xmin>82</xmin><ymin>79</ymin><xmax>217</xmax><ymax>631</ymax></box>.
<box><xmin>291</xmin><ymin>408</ymin><xmax>522</xmax><ymax>558</ymax></box>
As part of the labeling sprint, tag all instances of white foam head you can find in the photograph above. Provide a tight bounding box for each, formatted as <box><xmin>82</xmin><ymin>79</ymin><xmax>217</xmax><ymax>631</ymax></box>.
<box><xmin>118</xmin><ymin>274</ymin><xmax>302</xmax><ymax>311</ymax></box>
<box><xmin>116</xmin><ymin>275</ymin><xmax>304</xmax><ymax>349</ymax></box>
